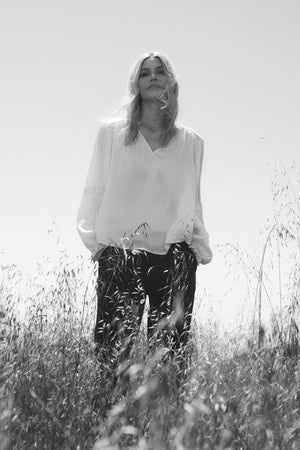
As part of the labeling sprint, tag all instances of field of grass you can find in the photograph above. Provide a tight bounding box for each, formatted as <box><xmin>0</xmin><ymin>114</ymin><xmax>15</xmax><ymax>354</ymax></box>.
<box><xmin>1</xmin><ymin>162</ymin><xmax>300</xmax><ymax>449</ymax></box>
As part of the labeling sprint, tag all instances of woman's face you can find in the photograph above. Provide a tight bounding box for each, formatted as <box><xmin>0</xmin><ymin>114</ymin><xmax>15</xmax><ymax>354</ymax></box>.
<box><xmin>137</xmin><ymin>57</ymin><xmax>169</xmax><ymax>102</ymax></box>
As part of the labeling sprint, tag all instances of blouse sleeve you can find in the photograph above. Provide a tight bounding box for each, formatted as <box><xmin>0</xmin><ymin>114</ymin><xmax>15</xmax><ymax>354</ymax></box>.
<box><xmin>76</xmin><ymin>123</ymin><xmax>112</xmax><ymax>252</ymax></box>
<box><xmin>190</xmin><ymin>135</ymin><xmax>213</xmax><ymax>265</ymax></box>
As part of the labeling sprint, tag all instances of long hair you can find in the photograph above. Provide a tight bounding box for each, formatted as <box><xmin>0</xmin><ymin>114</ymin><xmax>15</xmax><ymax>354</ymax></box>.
<box><xmin>116</xmin><ymin>52</ymin><xmax>179</xmax><ymax>147</ymax></box>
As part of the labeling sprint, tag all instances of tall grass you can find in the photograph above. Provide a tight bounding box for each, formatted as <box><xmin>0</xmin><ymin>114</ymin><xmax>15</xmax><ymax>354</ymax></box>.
<box><xmin>1</xmin><ymin>161</ymin><xmax>300</xmax><ymax>449</ymax></box>
<box><xmin>218</xmin><ymin>159</ymin><xmax>300</xmax><ymax>347</ymax></box>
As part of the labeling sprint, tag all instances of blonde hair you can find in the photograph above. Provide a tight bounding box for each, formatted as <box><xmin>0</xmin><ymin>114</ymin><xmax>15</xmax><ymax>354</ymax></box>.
<box><xmin>116</xmin><ymin>52</ymin><xmax>179</xmax><ymax>147</ymax></box>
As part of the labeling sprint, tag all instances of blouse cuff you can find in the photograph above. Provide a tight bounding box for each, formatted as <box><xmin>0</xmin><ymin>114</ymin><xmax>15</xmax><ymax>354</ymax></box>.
<box><xmin>91</xmin><ymin>243</ymin><xmax>107</xmax><ymax>262</ymax></box>
<box><xmin>189</xmin><ymin>242</ymin><xmax>213</xmax><ymax>266</ymax></box>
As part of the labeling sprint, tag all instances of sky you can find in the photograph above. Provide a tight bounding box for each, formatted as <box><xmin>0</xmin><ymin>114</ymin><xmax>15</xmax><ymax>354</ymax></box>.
<box><xmin>1</xmin><ymin>0</ymin><xmax>300</xmax><ymax>330</ymax></box>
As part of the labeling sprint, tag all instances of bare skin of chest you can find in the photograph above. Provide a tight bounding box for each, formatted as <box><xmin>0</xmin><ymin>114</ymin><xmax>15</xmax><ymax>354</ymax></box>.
<box><xmin>139</xmin><ymin>127</ymin><xmax>161</xmax><ymax>151</ymax></box>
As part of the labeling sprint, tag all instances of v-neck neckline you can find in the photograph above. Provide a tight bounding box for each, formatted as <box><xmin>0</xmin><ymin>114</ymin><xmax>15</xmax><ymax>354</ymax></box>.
<box><xmin>138</xmin><ymin>127</ymin><xmax>182</xmax><ymax>154</ymax></box>
<box><xmin>138</xmin><ymin>129</ymin><xmax>161</xmax><ymax>153</ymax></box>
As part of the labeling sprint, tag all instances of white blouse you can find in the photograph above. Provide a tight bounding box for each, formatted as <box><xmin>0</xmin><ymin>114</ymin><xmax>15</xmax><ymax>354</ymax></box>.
<box><xmin>76</xmin><ymin>120</ymin><xmax>212</xmax><ymax>265</ymax></box>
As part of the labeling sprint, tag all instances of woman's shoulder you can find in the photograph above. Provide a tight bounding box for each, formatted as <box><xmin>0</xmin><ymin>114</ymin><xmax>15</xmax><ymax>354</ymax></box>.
<box><xmin>97</xmin><ymin>117</ymin><xmax>125</xmax><ymax>134</ymax></box>
<box><xmin>177</xmin><ymin>123</ymin><xmax>204</xmax><ymax>144</ymax></box>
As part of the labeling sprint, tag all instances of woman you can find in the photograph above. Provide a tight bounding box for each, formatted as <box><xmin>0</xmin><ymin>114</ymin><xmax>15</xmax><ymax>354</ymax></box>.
<box><xmin>77</xmin><ymin>51</ymin><xmax>212</xmax><ymax>358</ymax></box>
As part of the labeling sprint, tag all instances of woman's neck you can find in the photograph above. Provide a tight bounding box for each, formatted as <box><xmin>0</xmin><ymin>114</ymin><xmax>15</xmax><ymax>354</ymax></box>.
<box><xmin>139</xmin><ymin>102</ymin><xmax>164</xmax><ymax>132</ymax></box>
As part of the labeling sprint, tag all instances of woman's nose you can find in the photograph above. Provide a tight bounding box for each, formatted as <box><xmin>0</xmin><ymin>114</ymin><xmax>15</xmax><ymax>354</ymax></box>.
<box><xmin>150</xmin><ymin>72</ymin><xmax>157</xmax><ymax>80</ymax></box>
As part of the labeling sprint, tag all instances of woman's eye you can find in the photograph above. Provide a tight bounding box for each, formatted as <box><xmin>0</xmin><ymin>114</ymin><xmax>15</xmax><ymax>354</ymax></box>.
<box><xmin>139</xmin><ymin>68</ymin><xmax>166</xmax><ymax>77</ymax></box>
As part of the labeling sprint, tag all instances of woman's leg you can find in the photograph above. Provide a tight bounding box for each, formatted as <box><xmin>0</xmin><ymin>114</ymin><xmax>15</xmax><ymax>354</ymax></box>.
<box><xmin>140</xmin><ymin>243</ymin><xmax>197</xmax><ymax>350</ymax></box>
<box><xmin>95</xmin><ymin>246</ymin><xmax>146</xmax><ymax>358</ymax></box>
<box><xmin>171</xmin><ymin>242</ymin><xmax>197</xmax><ymax>349</ymax></box>
<box><xmin>138</xmin><ymin>249</ymin><xmax>172</xmax><ymax>345</ymax></box>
